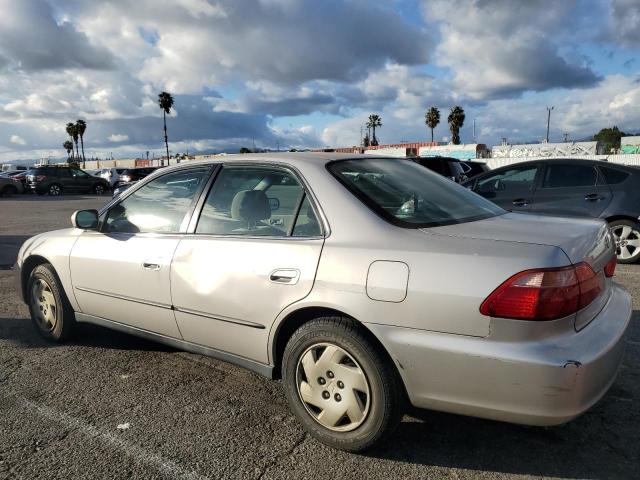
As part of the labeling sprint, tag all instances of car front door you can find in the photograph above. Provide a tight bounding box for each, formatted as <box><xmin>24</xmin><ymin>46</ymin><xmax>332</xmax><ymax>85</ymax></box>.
<box><xmin>70</xmin><ymin>166</ymin><xmax>213</xmax><ymax>337</ymax></box>
<box><xmin>472</xmin><ymin>164</ymin><xmax>539</xmax><ymax>212</ymax></box>
<box><xmin>170</xmin><ymin>164</ymin><xmax>325</xmax><ymax>364</ymax></box>
<box><xmin>530</xmin><ymin>163</ymin><xmax>612</xmax><ymax>218</ymax></box>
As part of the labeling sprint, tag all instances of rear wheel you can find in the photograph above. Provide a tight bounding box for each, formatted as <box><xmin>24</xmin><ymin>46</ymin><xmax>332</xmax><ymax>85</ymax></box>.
<box><xmin>48</xmin><ymin>183</ymin><xmax>62</xmax><ymax>196</ymax></box>
<box><xmin>609</xmin><ymin>219</ymin><xmax>640</xmax><ymax>264</ymax></box>
<box><xmin>27</xmin><ymin>263</ymin><xmax>75</xmax><ymax>341</ymax></box>
<box><xmin>282</xmin><ymin>316</ymin><xmax>404</xmax><ymax>452</ymax></box>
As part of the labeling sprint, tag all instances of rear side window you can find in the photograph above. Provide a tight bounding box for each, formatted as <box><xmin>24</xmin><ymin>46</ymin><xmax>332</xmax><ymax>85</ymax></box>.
<box><xmin>419</xmin><ymin>159</ymin><xmax>445</xmax><ymax>175</ymax></box>
<box><xmin>543</xmin><ymin>164</ymin><xmax>597</xmax><ymax>188</ymax></box>
<box><xmin>599</xmin><ymin>167</ymin><xmax>630</xmax><ymax>185</ymax></box>
<box><xmin>475</xmin><ymin>166</ymin><xmax>537</xmax><ymax>193</ymax></box>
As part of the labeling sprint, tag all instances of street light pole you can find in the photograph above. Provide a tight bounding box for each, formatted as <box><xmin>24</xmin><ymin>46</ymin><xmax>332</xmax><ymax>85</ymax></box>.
<box><xmin>546</xmin><ymin>106</ymin><xmax>554</xmax><ymax>143</ymax></box>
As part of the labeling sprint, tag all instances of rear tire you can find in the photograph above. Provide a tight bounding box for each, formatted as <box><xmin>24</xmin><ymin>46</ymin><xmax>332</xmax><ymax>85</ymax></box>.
<box><xmin>282</xmin><ymin>316</ymin><xmax>404</xmax><ymax>452</ymax></box>
<box><xmin>609</xmin><ymin>219</ymin><xmax>640</xmax><ymax>264</ymax></box>
<box><xmin>27</xmin><ymin>263</ymin><xmax>75</xmax><ymax>342</ymax></box>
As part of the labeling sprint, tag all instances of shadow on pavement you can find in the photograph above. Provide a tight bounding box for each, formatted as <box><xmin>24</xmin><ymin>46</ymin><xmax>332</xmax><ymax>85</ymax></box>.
<box><xmin>0</xmin><ymin>235</ymin><xmax>32</xmax><ymax>267</ymax></box>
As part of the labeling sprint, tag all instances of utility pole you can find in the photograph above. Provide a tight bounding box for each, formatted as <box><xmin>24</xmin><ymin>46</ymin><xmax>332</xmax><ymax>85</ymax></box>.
<box><xmin>473</xmin><ymin>119</ymin><xmax>476</xmax><ymax>143</ymax></box>
<box><xmin>563</xmin><ymin>132</ymin><xmax>569</xmax><ymax>142</ymax></box>
<box><xmin>546</xmin><ymin>106</ymin><xmax>554</xmax><ymax>143</ymax></box>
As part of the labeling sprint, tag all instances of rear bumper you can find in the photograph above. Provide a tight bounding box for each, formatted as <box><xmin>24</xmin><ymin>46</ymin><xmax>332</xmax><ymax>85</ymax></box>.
<box><xmin>367</xmin><ymin>283</ymin><xmax>632</xmax><ymax>426</ymax></box>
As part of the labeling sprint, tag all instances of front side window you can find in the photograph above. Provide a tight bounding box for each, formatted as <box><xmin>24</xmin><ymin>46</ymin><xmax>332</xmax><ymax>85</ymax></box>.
<box><xmin>543</xmin><ymin>164</ymin><xmax>597</xmax><ymax>188</ymax></box>
<box><xmin>104</xmin><ymin>167</ymin><xmax>210</xmax><ymax>234</ymax></box>
<box><xmin>476</xmin><ymin>166</ymin><xmax>538</xmax><ymax>194</ymax></box>
<box><xmin>328</xmin><ymin>159</ymin><xmax>503</xmax><ymax>228</ymax></box>
<box><xmin>196</xmin><ymin>165</ymin><xmax>320</xmax><ymax>237</ymax></box>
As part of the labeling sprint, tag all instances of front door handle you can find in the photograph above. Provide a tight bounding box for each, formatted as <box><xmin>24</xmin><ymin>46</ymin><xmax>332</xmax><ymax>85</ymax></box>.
<box><xmin>142</xmin><ymin>262</ymin><xmax>161</xmax><ymax>271</ymax></box>
<box><xmin>512</xmin><ymin>199</ymin><xmax>529</xmax><ymax>207</ymax></box>
<box><xmin>269</xmin><ymin>269</ymin><xmax>300</xmax><ymax>285</ymax></box>
<box><xmin>584</xmin><ymin>193</ymin><xmax>603</xmax><ymax>201</ymax></box>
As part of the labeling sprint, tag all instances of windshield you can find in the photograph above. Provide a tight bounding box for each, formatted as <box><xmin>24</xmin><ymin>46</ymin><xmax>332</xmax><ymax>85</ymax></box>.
<box><xmin>328</xmin><ymin>158</ymin><xmax>504</xmax><ymax>228</ymax></box>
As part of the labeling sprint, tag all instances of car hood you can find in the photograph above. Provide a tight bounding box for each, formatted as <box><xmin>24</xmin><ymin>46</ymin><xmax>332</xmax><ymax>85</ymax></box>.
<box><xmin>423</xmin><ymin>212</ymin><xmax>614</xmax><ymax>268</ymax></box>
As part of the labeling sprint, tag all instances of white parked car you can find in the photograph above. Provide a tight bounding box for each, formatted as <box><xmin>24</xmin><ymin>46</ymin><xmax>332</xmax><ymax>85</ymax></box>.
<box><xmin>15</xmin><ymin>153</ymin><xmax>631</xmax><ymax>451</ymax></box>
<box><xmin>98</xmin><ymin>167</ymin><xmax>127</xmax><ymax>186</ymax></box>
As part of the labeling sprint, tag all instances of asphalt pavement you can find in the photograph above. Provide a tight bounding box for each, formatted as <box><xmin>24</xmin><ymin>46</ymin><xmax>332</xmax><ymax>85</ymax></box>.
<box><xmin>1</xmin><ymin>194</ymin><xmax>638</xmax><ymax>479</ymax></box>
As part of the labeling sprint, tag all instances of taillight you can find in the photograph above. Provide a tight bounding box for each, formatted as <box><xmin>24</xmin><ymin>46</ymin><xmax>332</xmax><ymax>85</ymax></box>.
<box><xmin>480</xmin><ymin>262</ymin><xmax>604</xmax><ymax>321</ymax></box>
<box><xmin>604</xmin><ymin>256</ymin><xmax>616</xmax><ymax>277</ymax></box>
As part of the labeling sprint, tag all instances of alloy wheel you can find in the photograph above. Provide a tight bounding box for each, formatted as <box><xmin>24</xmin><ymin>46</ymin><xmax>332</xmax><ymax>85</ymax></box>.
<box><xmin>31</xmin><ymin>278</ymin><xmax>58</xmax><ymax>332</ymax></box>
<box><xmin>296</xmin><ymin>342</ymin><xmax>371</xmax><ymax>432</ymax></box>
<box><xmin>611</xmin><ymin>224</ymin><xmax>640</xmax><ymax>262</ymax></box>
<box><xmin>49</xmin><ymin>184</ymin><xmax>61</xmax><ymax>196</ymax></box>
<box><xmin>94</xmin><ymin>184</ymin><xmax>104</xmax><ymax>195</ymax></box>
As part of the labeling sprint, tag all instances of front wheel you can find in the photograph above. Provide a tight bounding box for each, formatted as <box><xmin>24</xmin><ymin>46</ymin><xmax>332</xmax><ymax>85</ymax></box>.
<box><xmin>48</xmin><ymin>183</ymin><xmax>62</xmax><ymax>196</ymax></box>
<box><xmin>609</xmin><ymin>219</ymin><xmax>640</xmax><ymax>264</ymax></box>
<box><xmin>282</xmin><ymin>317</ymin><xmax>404</xmax><ymax>452</ymax></box>
<box><xmin>93</xmin><ymin>183</ymin><xmax>106</xmax><ymax>195</ymax></box>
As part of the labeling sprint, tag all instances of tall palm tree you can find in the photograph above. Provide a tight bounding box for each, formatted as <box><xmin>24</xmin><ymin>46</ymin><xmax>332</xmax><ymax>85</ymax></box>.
<box><xmin>76</xmin><ymin>119</ymin><xmax>87</xmax><ymax>168</ymax></box>
<box><xmin>63</xmin><ymin>140</ymin><xmax>73</xmax><ymax>161</ymax></box>
<box><xmin>66</xmin><ymin>122</ymin><xmax>79</xmax><ymax>160</ymax></box>
<box><xmin>447</xmin><ymin>106</ymin><xmax>466</xmax><ymax>145</ymax></box>
<box><xmin>425</xmin><ymin>107</ymin><xmax>440</xmax><ymax>143</ymax></box>
<box><xmin>366</xmin><ymin>114</ymin><xmax>382</xmax><ymax>146</ymax></box>
<box><xmin>158</xmin><ymin>91</ymin><xmax>174</xmax><ymax>166</ymax></box>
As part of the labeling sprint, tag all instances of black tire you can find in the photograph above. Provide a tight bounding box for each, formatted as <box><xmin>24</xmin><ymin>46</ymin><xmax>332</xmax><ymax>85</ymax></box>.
<box><xmin>27</xmin><ymin>263</ymin><xmax>76</xmax><ymax>342</ymax></box>
<box><xmin>609</xmin><ymin>219</ymin><xmax>640</xmax><ymax>264</ymax></box>
<box><xmin>282</xmin><ymin>316</ymin><xmax>404</xmax><ymax>452</ymax></box>
<box><xmin>48</xmin><ymin>183</ymin><xmax>62</xmax><ymax>196</ymax></box>
<box><xmin>93</xmin><ymin>183</ymin><xmax>106</xmax><ymax>195</ymax></box>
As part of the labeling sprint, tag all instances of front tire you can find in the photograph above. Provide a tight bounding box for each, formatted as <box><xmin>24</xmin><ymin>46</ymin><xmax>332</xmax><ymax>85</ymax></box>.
<box><xmin>609</xmin><ymin>219</ymin><xmax>640</xmax><ymax>264</ymax></box>
<box><xmin>93</xmin><ymin>183</ymin><xmax>106</xmax><ymax>195</ymax></box>
<box><xmin>282</xmin><ymin>316</ymin><xmax>404</xmax><ymax>452</ymax></box>
<box><xmin>27</xmin><ymin>263</ymin><xmax>75</xmax><ymax>342</ymax></box>
<box><xmin>48</xmin><ymin>183</ymin><xmax>62</xmax><ymax>196</ymax></box>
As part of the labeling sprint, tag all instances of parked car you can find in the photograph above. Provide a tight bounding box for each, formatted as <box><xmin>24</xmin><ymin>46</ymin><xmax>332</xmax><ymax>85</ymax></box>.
<box><xmin>0</xmin><ymin>170</ymin><xmax>24</xmax><ymax>177</ymax></box>
<box><xmin>112</xmin><ymin>182</ymin><xmax>134</xmax><ymax>197</ymax></box>
<box><xmin>0</xmin><ymin>175</ymin><xmax>24</xmax><ymax>196</ymax></box>
<box><xmin>98</xmin><ymin>167</ymin><xmax>127</xmax><ymax>187</ymax></box>
<box><xmin>459</xmin><ymin>160</ymin><xmax>490</xmax><ymax>179</ymax></box>
<box><xmin>7</xmin><ymin>171</ymin><xmax>28</xmax><ymax>192</ymax></box>
<box><xmin>15</xmin><ymin>154</ymin><xmax>630</xmax><ymax>452</ymax></box>
<box><xmin>26</xmin><ymin>166</ymin><xmax>110</xmax><ymax>196</ymax></box>
<box><xmin>84</xmin><ymin>169</ymin><xmax>102</xmax><ymax>176</ymax></box>
<box><xmin>116</xmin><ymin>167</ymin><xmax>159</xmax><ymax>186</ymax></box>
<box><xmin>463</xmin><ymin>159</ymin><xmax>640</xmax><ymax>263</ymax></box>
<box><xmin>412</xmin><ymin>156</ymin><xmax>468</xmax><ymax>183</ymax></box>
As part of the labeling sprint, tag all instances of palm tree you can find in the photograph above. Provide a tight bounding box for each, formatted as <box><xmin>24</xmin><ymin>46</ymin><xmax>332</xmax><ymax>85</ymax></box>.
<box><xmin>66</xmin><ymin>122</ymin><xmax>79</xmax><ymax>160</ymax></box>
<box><xmin>447</xmin><ymin>106</ymin><xmax>466</xmax><ymax>145</ymax></box>
<box><xmin>158</xmin><ymin>91</ymin><xmax>174</xmax><ymax>166</ymax></box>
<box><xmin>76</xmin><ymin>119</ymin><xmax>87</xmax><ymax>168</ymax></box>
<box><xmin>63</xmin><ymin>140</ymin><xmax>73</xmax><ymax>161</ymax></box>
<box><xmin>366</xmin><ymin>114</ymin><xmax>382</xmax><ymax>146</ymax></box>
<box><xmin>425</xmin><ymin>107</ymin><xmax>440</xmax><ymax>143</ymax></box>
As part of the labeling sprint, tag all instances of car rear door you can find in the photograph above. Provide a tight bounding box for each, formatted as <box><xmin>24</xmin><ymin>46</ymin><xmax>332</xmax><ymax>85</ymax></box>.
<box><xmin>472</xmin><ymin>164</ymin><xmax>539</xmax><ymax>212</ymax></box>
<box><xmin>70</xmin><ymin>166</ymin><xmax>213</xmax><ymax>337</ymax></box>
<box><xmin>169</xmin><ymin>164</ymin><xmax>325</xmax><ymax>364</ymax></box>
<box><xmin>530</xmin><ymin>163</ymin><xmax>612</xmax><ymax>218</ymax></box>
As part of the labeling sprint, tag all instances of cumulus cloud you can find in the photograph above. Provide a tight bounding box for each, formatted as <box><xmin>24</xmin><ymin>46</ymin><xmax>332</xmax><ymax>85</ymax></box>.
<box><xmin>609</xmin><ymin>0</ymin><xmax>640</xmax><ymax>47</ymax></box>
<box><xmin>10</xmin><ymin>134</ymin><xmax>26</xmax><ymax>145</ymax></box>
<box><xmin>108</xmin><ymin>134</ymin><xmax>129</xmax><ymax>142</ymax></box>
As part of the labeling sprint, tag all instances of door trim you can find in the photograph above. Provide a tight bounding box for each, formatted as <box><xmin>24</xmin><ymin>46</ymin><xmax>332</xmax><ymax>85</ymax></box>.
<box><xmin>173</xmin><ymin>306</ymin><xmax>266</xmax><ymax>329</ymax></box>
<box><xmin>75</xmin><ymin>312</ymin><xmax>274</xmax><ymax>378</ymax></box>
<box><xmin>74</xmin><ymin>286</ymin><xmax>173</xmax><ymax>310</ymax></box>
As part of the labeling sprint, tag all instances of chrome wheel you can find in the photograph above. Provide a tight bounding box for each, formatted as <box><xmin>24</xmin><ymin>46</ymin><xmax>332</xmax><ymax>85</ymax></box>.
<box><xmin>48</xmin><ymin>184</ymin><xmax>61</xmax><ymax>196</ymax></box>
<box><xmin>30</xmin><ymin>278</ymin><xmax>58</xmax><ymax>332</ymax></box>
<box><xmin>611</xmin><ymin>224</ymin><xmax>640</xmax><ymax>262</ymax></box>
<box><xmin>296</xmin><ymin>342</ymin><xmax>371</xmax><ymax>432</ymax></box>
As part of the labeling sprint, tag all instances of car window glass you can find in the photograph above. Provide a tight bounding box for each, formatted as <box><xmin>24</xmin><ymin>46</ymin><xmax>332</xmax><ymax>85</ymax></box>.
<box><xmin>104</xmin><ymin>167</ymin><xmax>210</xmax><ymax>234</ymax></box>
<box><xmin>72</xmin><ymin>169</ymin><xmax>89</xmax><ymax>178</ymax></box>
<box><xmin>419</xmin><ymin>159</ymin><xmax>445</xmax><ymax>175</ymax></box>
<box><xmin>57</xmin><ymin>169</ymin><xmax>71</xmax><ymax>178</ymax></box>
<box><xmin>292</xmin><ymin>195</ymin><xmax>322</xmax><ymax>237</ymax></box>
<box><xmin>543</xmin><ymin>164</ymin><xmax>597</xmax><ymax>188</ymax></box>
<box><xmin>476</xmin><ymin>166</ymin><xmax>537</xmax><ymax>193</ymax></box>
<box><xmin>196</xmin><ymin>166</ymin><xmax>304</xmax><ymax>237</ymax></box>
<box><xmin>600</xmin><ymin>167</ymin><xmax>629</xmax><ymax>185</ymax></box>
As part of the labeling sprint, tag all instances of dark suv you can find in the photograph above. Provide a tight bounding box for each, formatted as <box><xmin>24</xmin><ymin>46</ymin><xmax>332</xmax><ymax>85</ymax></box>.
<box><xmin>412</xmin><ymin>156</ymin><xmax>469</xmax><ymax>183</ymax></box>
<box><xmin>27</xmin><ymin>166</ymin><xmax>110</xmax><ymax>196</ymax></box>
<box><xmin>464</xmin><ymin>159</ymin><xmax>640</xmax><ymax>263</ymax></box>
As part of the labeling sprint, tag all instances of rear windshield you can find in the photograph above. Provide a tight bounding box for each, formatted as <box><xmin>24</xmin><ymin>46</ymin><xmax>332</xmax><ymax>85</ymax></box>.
<box><xmin>328</xmin><ymin>158</ymin><xmax>504</xmax><ymax>228</ymax></box>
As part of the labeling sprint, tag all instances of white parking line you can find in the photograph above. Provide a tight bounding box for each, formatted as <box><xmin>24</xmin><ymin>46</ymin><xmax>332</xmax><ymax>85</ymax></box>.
<box><xmin>10</xmin><ymin>394</ymin><xmax>210</xmax><ymax>480</ymax></box>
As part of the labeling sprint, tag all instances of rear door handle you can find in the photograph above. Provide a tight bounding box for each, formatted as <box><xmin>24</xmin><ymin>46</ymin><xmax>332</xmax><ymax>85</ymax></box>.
<box><xmin>269</xmin><ymin>269</ymin><xmax>300</xmax><ymax>284</ymax></box>
<box><xmin>142</xmin><ymin>262</ymin><xmax>161</xmax><ymax>271</ymax></box>
<box><xmin>512</xmin><ymin>199</ymin><xmax>529</xmax><ymax>207</ymax></box>
<box><xmin>584</xmin><ymin>193</ymin><xmax>603</xmax><ymax>201</ymax></box>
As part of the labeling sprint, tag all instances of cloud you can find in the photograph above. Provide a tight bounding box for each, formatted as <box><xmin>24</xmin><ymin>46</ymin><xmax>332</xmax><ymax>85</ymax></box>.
<box><xmin>422</xmin><ymin>0</ymin><xmax>601</xmax><ymax>99</ymax></box>
<box><xmin>10</xmin><ymin>134</ymin><xmax>26</xmax><ymax>145</ymax></box>
<box><xmin>108</xmin><ymin>134</ymin><xmax>129</xmax><ymax>142</ymax></box>
<box><xmin>609</xmin><ymin>0</ymin><xmax>640</xmax><ymax>47</ymax></box>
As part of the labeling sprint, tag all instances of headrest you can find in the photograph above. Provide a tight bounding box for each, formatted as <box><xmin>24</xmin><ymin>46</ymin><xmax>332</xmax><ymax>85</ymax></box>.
<box><xmin>231</xmin><ymin>190</ymin><xmax>271</xmax><ymax>223</ymax></box>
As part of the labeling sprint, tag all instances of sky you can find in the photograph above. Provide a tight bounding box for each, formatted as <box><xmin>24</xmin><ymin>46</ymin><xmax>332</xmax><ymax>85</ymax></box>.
<box><xmin>0</xmin><ymin>0</ymin><xmax>639</xmax><ymax>162</ymax></box>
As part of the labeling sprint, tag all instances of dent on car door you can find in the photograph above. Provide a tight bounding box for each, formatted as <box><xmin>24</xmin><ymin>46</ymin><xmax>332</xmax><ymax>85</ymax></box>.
<box><xmin>69</xmin><ymin>166</ymin><xmax>212</xmax><ymax>337</ymax></box>
<box><xmin>473</xmin><ymin>164</ymin><xmax>538</xmax><ymax>212</ymax></box>
<box><xmin>530</xmin><ymin>164</ymin><xmax>612</xmax><ymax>218</ymax></box>
<box><xmin>170</xmin><ymin>164</ymin><xmax>325</xmax><ymax>364</ymax></box>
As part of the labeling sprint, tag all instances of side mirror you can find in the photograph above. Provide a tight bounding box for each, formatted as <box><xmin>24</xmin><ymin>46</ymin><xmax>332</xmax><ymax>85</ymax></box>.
<box><xmin>71</xmin><ymin>209</ymin><xmax>99</xmax><ymax>230</ymax></box>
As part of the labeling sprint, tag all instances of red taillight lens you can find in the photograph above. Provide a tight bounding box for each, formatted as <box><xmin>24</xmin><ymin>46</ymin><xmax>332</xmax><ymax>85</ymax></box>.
<box><xmin>36</xmin><ymin>175</ymin><xmax>46</xmax><ymax>181</ymax></box>
<box><xmin>604</xmin><ymin>256</ymin><xmax>616</xmax><ymax>277</ymax></box>
<box><xmin>480</xmin><ymin>262</ymin><xmax>604</xmax><ymax>321</ymax></box>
